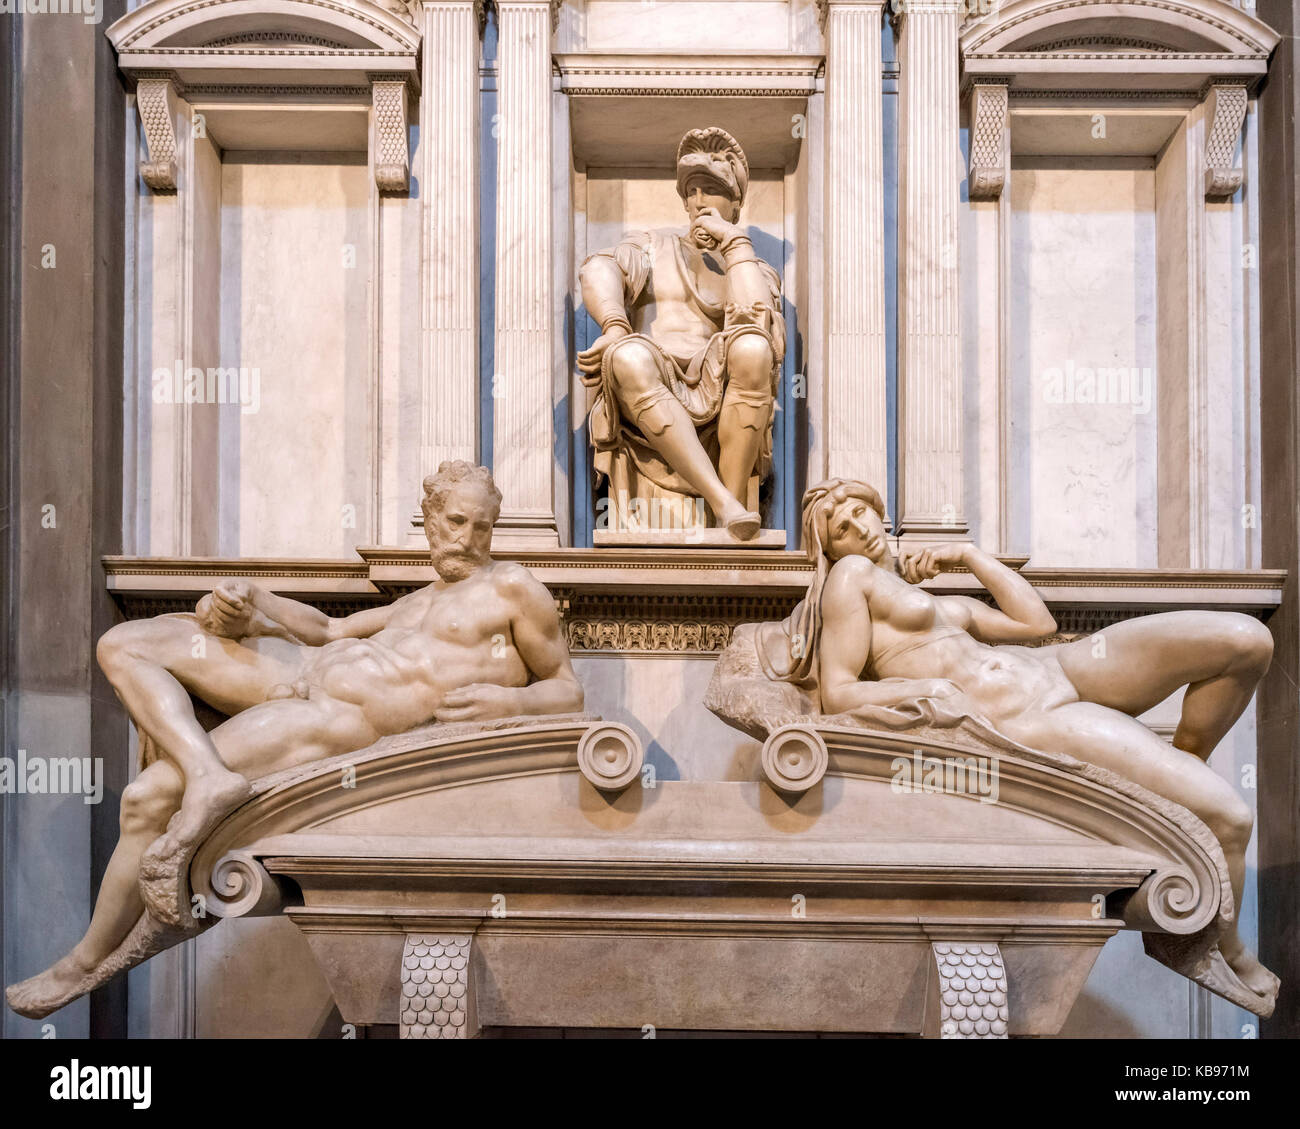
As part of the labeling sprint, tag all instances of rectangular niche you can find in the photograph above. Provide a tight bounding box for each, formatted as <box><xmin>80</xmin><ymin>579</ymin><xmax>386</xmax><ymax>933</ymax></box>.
<box><xmin>1008</xmin><ymin>156</ymin><xmax>1160</xmax><ymax>568</ymax></box>
<box><xmin>566</xmin><ymin>92</ymin><xmax>814</xmax><ymax>541</ymax></box>
<box><xmin>216</xmin><ymin>150</ymin><xmax>374</xmax><ymax>558</ymax></box>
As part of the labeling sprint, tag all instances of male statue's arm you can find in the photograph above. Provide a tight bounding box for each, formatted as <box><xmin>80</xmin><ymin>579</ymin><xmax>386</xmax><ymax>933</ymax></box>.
<box><xmin>503</xmin><ymin>569</ymin><xmax>585</xmax><ymax>715</ymax></box>
<box><xmin>719</xmin><ymin>231</ymin><xmax>776</xmax><ymax>313</ymax></box>
<box><xmin>197</xmin><ymin>580</ymin><xmax>399</xmax><ymax>645</ymax></box>
<box><xmin>579</xmin><ymin>254</ymin><xmax>634</xmax><ymax>334</ymax></box>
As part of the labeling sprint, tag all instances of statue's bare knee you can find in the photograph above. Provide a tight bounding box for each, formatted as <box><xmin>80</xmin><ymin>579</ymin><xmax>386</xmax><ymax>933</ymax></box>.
<box><xmin>609</xmin><ymin>342</ymin><xmax>660</xmax><ymax>398</ymax></box>
<box><xmin>1221</xmin><ymin>614</ymin><xmax>1273</xmax><ymax>677</ymax></box>
<box><xmin>120</xmin><ymin>768</ymin><xmax>183</xmax><ymax>837</ymax></box>
<box><xmin>725</xmin><ymin>335</ymin><xmax>774</xmax><ymax>392</ymax></box>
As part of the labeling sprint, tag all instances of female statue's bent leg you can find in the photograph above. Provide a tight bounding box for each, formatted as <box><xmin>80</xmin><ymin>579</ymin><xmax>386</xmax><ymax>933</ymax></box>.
<box><xmin>1004</xmin><ymin>695</ymin><xmax>1273</xmax><ymax>997</ymax></box>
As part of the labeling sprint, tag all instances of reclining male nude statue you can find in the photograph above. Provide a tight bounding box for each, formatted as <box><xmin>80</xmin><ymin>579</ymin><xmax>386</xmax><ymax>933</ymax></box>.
<box><xmin>742</xmin><ymin>477</ymin><xmax>1278</xmax><ymax>1014</ymax></box>
<box><xmin>7</xmin><ymin>462</ymin><xmax>584</xmax><ymax>1019</ymax></box>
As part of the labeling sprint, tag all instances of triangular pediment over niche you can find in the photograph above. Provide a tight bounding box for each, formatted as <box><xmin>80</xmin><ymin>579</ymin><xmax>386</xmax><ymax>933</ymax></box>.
<box><xmin>108</xmin><ymin>0</ymin><xmax>422</xmax><ymax>88</ymax></box>
<box><xmin>961</xmin><ymin>0</ymin><xmax>1279</xmax><ymax>92</ymax></box>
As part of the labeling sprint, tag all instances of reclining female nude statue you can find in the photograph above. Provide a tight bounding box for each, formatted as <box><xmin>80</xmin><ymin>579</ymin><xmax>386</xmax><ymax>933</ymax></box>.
<box><xmin>6</xmin><ymin>462</ymin><xmax>584</xmax><ymax>1019</ymax></box>
<box><xmin>713</xmin><ymin>477</ymin><xmax>1278</xmax><ymax>1014</ymax></box>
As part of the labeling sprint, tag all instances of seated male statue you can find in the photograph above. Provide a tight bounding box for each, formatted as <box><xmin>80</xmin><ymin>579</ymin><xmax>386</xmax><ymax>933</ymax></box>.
<box><xmin>7</xmin><ymin>462</ymin><xmax>584</xmax><ymax>1019</ymax></box>
<box><xmin>750</xmin><ymin>478</ymin><xmax>1279</xmax><ymax>1014</ymax></box>
<box><xmin>577</xmin><ymin>126</ymin><xmax>784</xmax><ymax>539</ymax></box>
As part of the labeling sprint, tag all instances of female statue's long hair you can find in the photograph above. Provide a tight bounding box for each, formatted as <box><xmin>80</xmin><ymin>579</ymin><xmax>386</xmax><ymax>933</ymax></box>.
<box><xmin>758</xmin><ymin>478</ymin><xmax>886</xmax><ymax>688</ymax></box>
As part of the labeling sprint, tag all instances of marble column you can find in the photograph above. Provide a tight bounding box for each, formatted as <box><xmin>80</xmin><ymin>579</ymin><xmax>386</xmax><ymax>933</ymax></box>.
<box><xmin>492</xmin><ymin>0</ymin><xmax>560</xmax><ymax>548</ymax></box>
<box><xmin>420</xmin><ymin>1</ymin><xmax>481</xmax><ymax>474</ymax></box>
<box><xmin>823</xmin><ymin>0</ymin><xmax>890</xmax><ymax>516</ymax></box>
<box><xmin>896</xmin><ymin>2</ymin><xmax>967</xmax><ymax>538</ymax></box>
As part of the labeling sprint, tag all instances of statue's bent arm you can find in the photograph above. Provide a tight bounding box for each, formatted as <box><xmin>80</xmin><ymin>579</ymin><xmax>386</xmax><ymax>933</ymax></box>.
<box><xmin>250</xmin><ymin>588</ymin><xmax>401</xmax><ymax>645</ymax></box>
<box><xmin>932</xmin><ymin>545</ymin><xmax>1057</xmax><ymax>645</ymax></box>
<box><xmin>502</xmin><ymin>566</ymin><xmax>585</xmax><ymax>716</ymax></box>
<box><xmin>580</xmin><ymin>251</ymin><xmax>636</xmax><ymax>334</ymax></box>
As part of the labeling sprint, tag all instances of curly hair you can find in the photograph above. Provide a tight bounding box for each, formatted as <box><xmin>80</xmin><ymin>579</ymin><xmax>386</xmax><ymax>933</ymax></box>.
<box><xmin>420</xmin><ymin>461</ymin><xmax>502</xmax><ymax>534</ymax></box>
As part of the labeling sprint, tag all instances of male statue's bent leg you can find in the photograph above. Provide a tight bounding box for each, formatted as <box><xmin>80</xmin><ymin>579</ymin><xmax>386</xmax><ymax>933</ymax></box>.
<box><xmin>607</xmin><ymin>338</ymin><xmax>758</xmax><ymax>537</ymax></box>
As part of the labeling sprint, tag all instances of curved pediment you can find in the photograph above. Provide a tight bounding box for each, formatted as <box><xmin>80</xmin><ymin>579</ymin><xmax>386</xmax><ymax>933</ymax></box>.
<box><xmin>107</xmin><ymin>0</ymin><xmax>421</xmax><ymax>85</ymax></box>
<box><xmin>961</xmin><ymin>0</ymin><xmax>1279</xmax><ymax>90</ymax></box>
<box><xmin>963</xmin><ymin>0</ymin><xmax>1278</xmax><ymax>56</ymax></box>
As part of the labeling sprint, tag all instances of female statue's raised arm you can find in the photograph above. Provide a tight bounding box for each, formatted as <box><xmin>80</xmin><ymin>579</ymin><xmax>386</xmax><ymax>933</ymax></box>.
<box><xmin>901</xmin><ymin>543</ymin><xmax>1056</xmax><ymax>644</ymax></box>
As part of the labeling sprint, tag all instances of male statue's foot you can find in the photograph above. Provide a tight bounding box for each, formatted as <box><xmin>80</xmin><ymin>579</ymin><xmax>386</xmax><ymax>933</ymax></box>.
<box><xmin>717</xmin><ymin>498</ymin><xmax>760</xmax><ymax>541</ymax></box>
<box><xmin>1221</xmin><ymin>937</ymin><xmax>1281</xmax><ymax>1000</ymax></box>
<box><xmin>138</xmin><ymin>771</ymin><xmax>254</xmax><ymax>925</ymax></box>
<box><xmin>154</xmin><ymin>770</ymin><xmax>253</xmax><ymax>860</ymax></box>
<box><xmin>5</xmin><ymin>951</ymin><xmax>99</xmax><ymax>1020</ymax></box>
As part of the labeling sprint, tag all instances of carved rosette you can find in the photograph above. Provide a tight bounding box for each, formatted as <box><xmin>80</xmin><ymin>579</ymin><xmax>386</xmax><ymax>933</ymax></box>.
<box><xmin>576</xmin><ymin>722</ymin><xmax>644</xmax><ymax>792</ymax></box>
<box><xmin>136</xmin><ymin>77</ymin><xmax>178</xmax><ymax>192</ymax></box>
<box><xmin>400</xmin><ymin>933</ymin><xmax>479</xmax><ymax>1038</ymax></box>
<box><xmin>1204</xmin><ymin>83</ymin><xmax>1248</xmax><ymax>200</ymax></box>
<box><xmin>931</xmin><ymin>942</ymin><xmax>1009</xmax><ymax>1039</ymax></box>
<box><xmin>760</xmin><ymin>724</ymin><xmax>829</xmax><ymax>794</ymax></box>
<box><xmin>967</xmin><ymin>82</ymin><xmax>1008</xmax><ymax>200</ymax></box>
<box><xmin>372</xmin><ymin>79</ymin><xmax>410</xmax><ymax>193</ymax></box>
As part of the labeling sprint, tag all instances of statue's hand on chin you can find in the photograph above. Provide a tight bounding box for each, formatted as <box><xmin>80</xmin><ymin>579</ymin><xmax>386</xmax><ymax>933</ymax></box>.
<box><xmin>689</xmin><ymin>207</ymin><xmax>738</xmax><ymax>250</ymax></box>
<box><xmin>435</xmin><ymin>683</ymin><xmax>519</xmax><ymax>724</ymax></box>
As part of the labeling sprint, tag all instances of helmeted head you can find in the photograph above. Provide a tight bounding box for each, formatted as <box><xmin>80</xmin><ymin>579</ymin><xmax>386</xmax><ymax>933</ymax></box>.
<box><xmin>420</xmin><ymin>461</ymin><xmax>502</xmax><ymax>581</ymax></box>
<box><xmin>676</xmin><ymin>126</ymin><xmax>748</xmax><ymax>225</ymax></box>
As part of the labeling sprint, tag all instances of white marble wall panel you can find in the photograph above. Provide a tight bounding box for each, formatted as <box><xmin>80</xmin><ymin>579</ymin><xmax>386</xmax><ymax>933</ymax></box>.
<box><xmin>1009</xmin><ymin>161</ymin><xmax>1159</xmax><ymax>568</ymax></box>
<box><xmin>556</xmin><ymin>0</ymin><xmax>821</xmax><ymax>52</ymax></box>
<box><xmin>573</xmin><ymin>655</ymin><xmax>760</xmax><ymax>782</ymax></box>
<box><xmin>217</xmin><ymin>154</ymin><xmax>373</xmax><ymax>558</ymax></box>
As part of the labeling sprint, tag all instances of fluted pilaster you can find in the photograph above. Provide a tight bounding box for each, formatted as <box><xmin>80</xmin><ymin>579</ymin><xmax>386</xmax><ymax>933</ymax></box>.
<box><xmin>824</xmin><ymin>0</ymin><xmax>889</xmax><ymax>514</ymax></box>
<box><xmin>420</xmin><ymin>1</ymin><xmax>481</xmax><ymax>476</ymax></box>
<box><xmin>897</xmin><ymin>2</ymin><xmax>966</xmax><ymax>536</ymax></box>
<box><xmin>492</xmin><ymin>0</ymin><xmax>560</xmax><ymax>547</ymax></box>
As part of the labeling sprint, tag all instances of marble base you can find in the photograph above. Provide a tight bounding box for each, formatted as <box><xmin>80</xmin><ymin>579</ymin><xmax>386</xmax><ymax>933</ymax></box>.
<box><xmin>594</xmin><ymin>528</ymin><xmax>788</xmax><ymax>549</ymax></box>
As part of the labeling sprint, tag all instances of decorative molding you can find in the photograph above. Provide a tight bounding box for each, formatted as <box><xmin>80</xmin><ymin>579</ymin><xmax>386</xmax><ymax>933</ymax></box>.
<box><xmin>967</xmin><ymin>82</ymin><xmax>1008</xmax><ymax>200</ymax></box>
<box><xmin>929</xmin><ymin>942</ymin><xmax>1010</xmax><ymax>1038</ymax></box>
<box><xmin>552</xmin><ymin>53</ymin><xmax>822</xmax><ymax>97</ymax></box>
<box><xmin>136</xmin><ymin>78</ymin><xmax>179</xmax><ymax>192</ymax></box>
<box><xmin>959</xmin><ymin>0</ymin><xmax>1280</xmax><ymax>93</ymax></box>
<box><xmin>400</xmin><ymin>933</ymin><xmax>479</xmax><ymax>1039</ymax></box>
<box><xmin>371</xmin><ymin>79</ymin><xmax>409</xmax><ymax>192</ymax></box>
<box><xmin>1203</xmin><ymin>82</ymin><xmax>1248</xmax><ymax>199</ymax></box>
<box><xmin>961</xmin><ymin>0</ymin><xmax>1280</xmax><ymax>57</ymax></box>
<box><xmin>107</xmin><ymin>0</ymin><xmax>422</xmax><ymax>89</ymax></box>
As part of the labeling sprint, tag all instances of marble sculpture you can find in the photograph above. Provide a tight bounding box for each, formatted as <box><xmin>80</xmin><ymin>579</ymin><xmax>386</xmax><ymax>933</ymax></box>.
<box><xmin>706</xmin><ymin>477</ymin><xmax>1281</xmax><ymax>1017</ymax></box>
<box><xmin>578</xmin><ymin>127</ymin><xmax>784</xmax><ymax>539</ymax></box>
<box><xmin>6</xmin><ymin>463</ymin><xmax>584</xmax><ymax>1019</ymax></box>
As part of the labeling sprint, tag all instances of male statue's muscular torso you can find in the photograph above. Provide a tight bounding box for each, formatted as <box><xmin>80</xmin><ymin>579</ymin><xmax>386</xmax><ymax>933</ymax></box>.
<box><xmin>300</xmin><ymin>562</ymin><xmax>534</xmax><ymax>736</ymax></box>
<box><xmin>632</xmin><ymin>235</ymin><xmax>728</xmax><ymax>360</ymax></box>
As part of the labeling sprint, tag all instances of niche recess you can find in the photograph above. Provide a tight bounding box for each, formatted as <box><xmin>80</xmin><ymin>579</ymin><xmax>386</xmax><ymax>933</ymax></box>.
<box><xmin>109</xmin><ymin>0</ymin><xmax>420</xmax><ymax>558</ymax></box>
